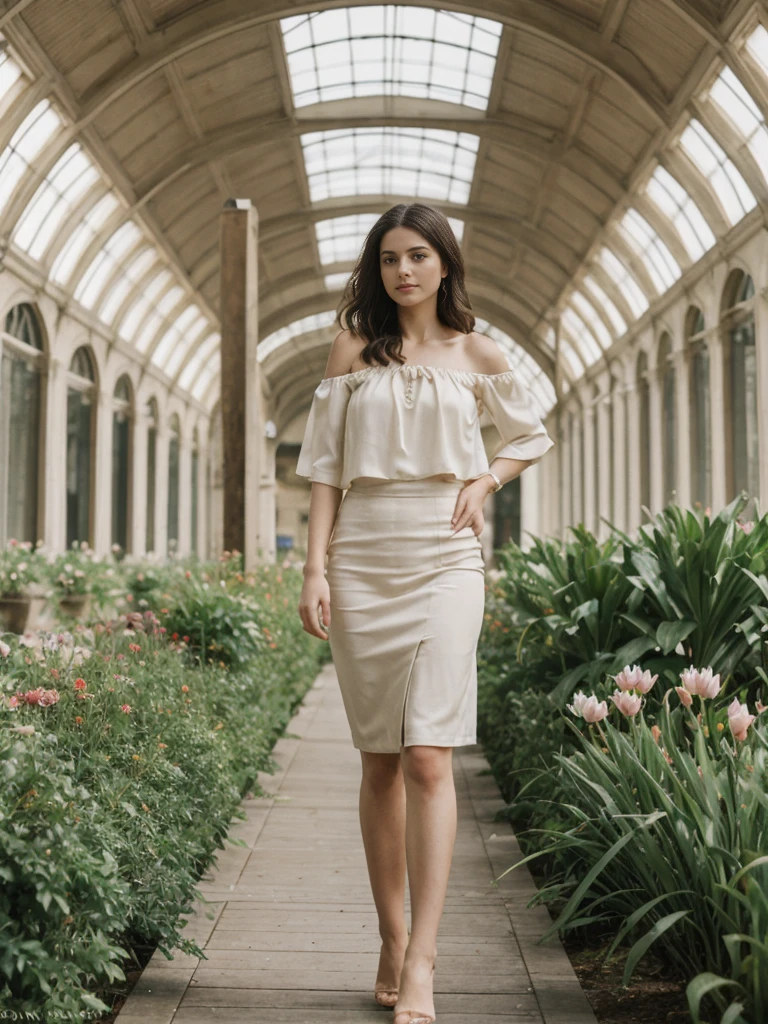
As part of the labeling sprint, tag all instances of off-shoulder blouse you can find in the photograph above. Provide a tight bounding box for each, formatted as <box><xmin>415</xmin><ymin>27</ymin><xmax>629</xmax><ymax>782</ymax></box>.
<box><xmin>295</xmin><ymin>362</ymin><xmax>555</xmax><ymax>491</ymax></box>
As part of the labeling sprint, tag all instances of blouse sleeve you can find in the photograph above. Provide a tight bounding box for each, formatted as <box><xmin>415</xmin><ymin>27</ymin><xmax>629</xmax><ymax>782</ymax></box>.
<box><xmin>295</xmin><ymin>375</ymin><xmax>353</xmax><ymax>488</ymax></box>
<box><xmin>476</xmin><ymin>372</ymin><xmax>555</xmax><ymax>466</ymax></box>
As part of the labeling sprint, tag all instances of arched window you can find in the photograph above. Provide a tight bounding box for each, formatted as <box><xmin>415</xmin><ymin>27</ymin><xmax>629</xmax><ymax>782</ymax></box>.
<box><xmin>0</xmin><ymin>303</ymin><xmax>45</xmax><ymax>544</ymax></box>
<box><xmin>167</xmin><ymin>414</ymin><xmax>181</xmax><ymax>552</ymax></box>
<box><xmin>66</xmin><ymin>346</ymin><xmax>96</xmax><ymax>548</ymax></box>
<box><xmin>686</xmin><ymin>307</ymin><xmax>711</xmax><ymax>509</ymax></box>
<box><xmin>145</xmin><ymin>398</ymin><xmax>158</xmax><ymax>553</ymax></box>
<box><xmin>191</xmin><ymin>427</ymin><xmax>199</xmax><ymax>557</ymax></box>
<box><xmin>112</xmin><ymin>375</ymin><xmax>132</xmax><ymax>552</ymax></box>
<box><xmin>636</xmin><ymin>351</ymin><xmax>651</xmax><ymax>511</ymax></box>
<box><xmin>658</xmin><ymin>333</ymin><xmax>676</xmax><ymax>506</ymax></box>
<box><xmin>721</xmin><ymin>270</ymin><xmax>758</xmax><ymax>510</ymax></box>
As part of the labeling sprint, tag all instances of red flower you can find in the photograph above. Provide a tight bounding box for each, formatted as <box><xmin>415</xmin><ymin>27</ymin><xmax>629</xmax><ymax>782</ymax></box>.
<box><xmin>74</xmin><ymin>678</ymin><xmax>87</xmax><ymax>690</ymax></box>
<box><xmin>171</xmin><ymin>633</ymin><xmax>179</xmax><ymax>641</ymax></box>
<box><xmin>182</xmin><ymin>635</ymin><xmax>190</xmax><ymax>643</ymax></box>
<box><xmin>129</xmin><ymin>643</ymin><xmax>141</xmax><ymax>653</ymax></box>
<box><xmin>121</xmin><ymin>704</ymin><xmax>132</xmax><ymax>713</ymax></box>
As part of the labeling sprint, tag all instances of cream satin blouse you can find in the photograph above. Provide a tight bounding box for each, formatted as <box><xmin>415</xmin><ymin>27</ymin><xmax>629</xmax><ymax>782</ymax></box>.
<box><xmin>295</xmin><ymin>362</ymin><xmax>555</xmax><ymax>491</ymax></box>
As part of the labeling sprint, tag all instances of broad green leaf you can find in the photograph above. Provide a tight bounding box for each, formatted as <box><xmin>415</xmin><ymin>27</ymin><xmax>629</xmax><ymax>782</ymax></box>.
<box><xmin>656</xmin><ymin>620</ymin><xmax>697</xmax><ymax>655</ymax></box>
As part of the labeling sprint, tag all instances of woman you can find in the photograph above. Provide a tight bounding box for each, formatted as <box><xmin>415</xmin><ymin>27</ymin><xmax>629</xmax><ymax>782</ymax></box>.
<box><xmin>296</xmin><ymin>202</ymin><xmax>554</xmax><ymax>1024</ymax></box>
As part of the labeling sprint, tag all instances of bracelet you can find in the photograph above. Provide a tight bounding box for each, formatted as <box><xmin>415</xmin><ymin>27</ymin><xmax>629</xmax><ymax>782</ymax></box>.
<box><xmin>484</xmin><ymin>471</ymin><xmax>503</xmax><ymax>493</ymax></box>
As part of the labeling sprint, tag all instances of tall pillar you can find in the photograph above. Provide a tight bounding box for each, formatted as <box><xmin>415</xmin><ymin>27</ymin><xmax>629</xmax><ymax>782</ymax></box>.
<box><xmin>625</xmin><ymin>378</ymin><xmax>641</xmax><ymax>533</ymax></box>
<box><xmin>131</xmin><ymin>405</ymin><xmax>149</xmax><ymax>557</ymax></box>
<box><xmin>178</xmin><ymin>431</ymin><xmax>192</xmax><ymax>556</ymax></box>
<box><xmin>709</xmin><ymin>329</ymin><xmax>726</xmax><ymax>514</ymax></box>
<box><xmin>595</xmin><ymin>372</ymin><xmax>611</xmax><ymax>538</ymax></box>
<box><xmin>92</xmin><ymin>389</ymin><xmax>113</xmax><ymax>557</ymax></box>
<box><xmin>648</xmin><ymin>366</ymin><xmax>664</xmax><ymax>514</ymax></box>
<box><xmin>755</xmin><ymin>284</ymin><xmax>768</xmax><ymax>513</ymax></box>
<box><xmin>155</xmin><ymin>423</ymin><xmax>169</xmax><ymax>559</ymax></box>
<box><xmin>219</xmin><ymin>198</ymin><xmax>261</xmax><ymax>570</ymax></box>
<box><xmin>43</xmin><ymin>356</ymin><xmax>67</xmax><ymax>552</ymax></box>
<box><xmin>582</xmin><ymin>399</ymin><xmax>596</xmax><ymax>535</ymax></box>
<box><xmin>559</xmin><ymin>411</ymin><xmax>570</xmax><ymax>542</ymax></box>
<box><xmin>674</xmin><ymin>346</ymin><xmax>691</xmax><ymax>512</ymax></box>
<box><xmin>258</xmin><ymin>430</ymin><xmax>277</xmax><ymax>563</ymax></box>
<box><xmin>612</xmin><ymin>372</ymin><xmax>627</xmax><ymax>533</ymax></box>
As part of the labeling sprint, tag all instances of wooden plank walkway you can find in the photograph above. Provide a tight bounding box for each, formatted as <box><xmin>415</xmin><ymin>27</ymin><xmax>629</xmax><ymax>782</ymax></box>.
<box><xmin>115</xmin><ymin>662</ymin><xmax>597</xmax><ymax>1024</ymax></box>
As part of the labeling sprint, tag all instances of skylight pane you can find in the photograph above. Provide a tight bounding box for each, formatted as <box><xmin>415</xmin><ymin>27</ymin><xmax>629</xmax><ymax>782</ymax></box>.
<box><xmin>569</xmin><ymin>292</ymin><xmax>613</xmax><ymax>349</ymax></box>
<box><xmin>619</xmin><ymin>209</ymin><xmax>681</xmax><ymax>293</ymax></box>
<box><xmin>472</xmin><ymin>316</ymin><xmax>556</xmax><ymax>416</ymax></box>
<box><xmin>582</xmin><ymin>274</ymin><xmax>627</xmax><ymax>336</ymax></box>
<box><xmin>134</xmin><ymin>310</ymin><xmax>164</xmax><ymax>353</ymax></box>
<box><xmin>315</xmin><ymin>213</ymin><xmax>379</xmax><ymax>264</ymax></box>
<box><xmin>191</xmin><ymin>358</ymin><xmax>217</xmax><ymax>400</ymax></box>
<box><xmin>258</xmin><ymin>310</ymin><xmax>337</xmax><ymax>360</ymax></box>
<box><xmin>679</xmin><ymin>118</ymin><xmax>756</xmax><ymax>225</ymax></box>
<box><xmin>745</xmin><ymin>24</ymin><xmax>768</xmax><ymax>78</ymax></box>
<box><xmin>164</xmin><ymin>317</ymin><xmax>209</xmax><ymax>378</ymax></box>
<box><xmin>13</xmin><ymin>145</ymin><xmax>99</xmax><ymax>260</ymax></box>
<box><xmin>645</xmin><ymin>165</ymin><xmax>715</xmax><ymax>261</ymax></box>
<box><xmin>559</xmin><ymin>337</ymin><xmax>583</xmax><ymax>378</ymax></box>
<box><xmin>324</xmin><ymin>271</ymin><xmax>349</xmax><ymax>290</ymax></box>
<box><xmin>599</xmin><ymin>247</ymin><xmax>649</xmax><ymax>319</ymax></box>
<box><xmin>301</xmin><ymin>127</ymin><xmax>479</xmax><ymax>203</ymax></box>
<box><xmin>151</xmin><ymin>305</ymin><xmax>204</xmax><ymax>369</ymax></box>
<box><xmin>156</xmin><ymin>285</ymin><xmax>184</xmax><ymax>317</ymax></box>
<box><xmin>561</xmin><ymin>308</ymin><xmax>601</xmax><ymax>365</ymax></box>
<box><xmin>50</xmin><ymin>191</ymin><xmax>120</xmax><ymax>285</ymax></box>
<box><xmin>708</xmin><ymin>66</ymin><xmax>768</xmax><ymax>186</ymax></box>
<box><xmin>178</xmin><ymin>333</ymin><xmax>220</xmax><ymax>391</ymax></box>
<box><xmin>0</xmin><ymin>45</ymin><xmax>23</xmax><ymax>104</ymax></box>
<box><xmin>281</xmin><ymin>6</ymin><xmax>501</xmax><ymax>111</ymax></box>
<box><xmin>117</xmin><ymin>268</ymin><xmax>172</xmax><ymax>342</ymax></box>
<box><xmin>74</xmin><ymin>221</ymin><xmax>142</xmax><ymax>308</ymax></box>
<box><xmin>0</xmin><ymin>100</ymin><xmax>62</xmax><ymax>214</ymax></box>
<box><xmin>99</xmin><ymin>248</ymin><xmax>157</xmax><ymax>324</ymax></box>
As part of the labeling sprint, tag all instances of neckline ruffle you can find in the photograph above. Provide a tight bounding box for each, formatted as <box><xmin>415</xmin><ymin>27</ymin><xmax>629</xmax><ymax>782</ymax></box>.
<box><xmin>320</xmin><ymin>364</ymin><xmax>520</xmax><ymax>385</ymax></box>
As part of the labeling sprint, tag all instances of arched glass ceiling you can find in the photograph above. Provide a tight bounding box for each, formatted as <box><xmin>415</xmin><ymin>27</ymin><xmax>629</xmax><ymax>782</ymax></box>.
<box><xmin>746</xmin><ymin>24</ymin><xmax>768</xmax><ymax>75</ymax></box>
<box><xmin>679</xmin><ymin>118</ymin><xmax>756</xmax><ymax>225</ymax></box>
<box><xmin>280</xmin><ymin>6</ymin><xmax>502</xmax><ymax>111</ymax></box>
<box><xmin>50</xmin><ymin>191</ymin><xmax>120</xmax><ymax>283</ymax></box>
<box><xmin>582</xmin><ymin>275</ymin><xmax>627</xmax><ymax>337</ymax></box>
<box><xmin>707</xmin><ymin>65</ymin><xmax>768</xmax><ymax>185</ymax></box>
<box><xmin>12</xmin><ymin>143</ymin><xmax>99</xmax><ymax>260</ymax></box>
<box><xmin>300</xmin><ymin>127</ymin><xmax>479</xmax><ymax>203</ymax></box>
<box><xmin>324</xmin><ymin>271</ymin><xmax>350</xmax><ymax>291</ymax></box>
<box><xmin>260</xmin><ymin>311</ymin><xmax>338</xmax><ymax>361</ymax></box>
<box><xmin>0</xmin><ymin>40</ymin><xmax>22</xmax><ymax>99</ymax></box>
<box><xmin>0</xmin><ymin>100</ymin><xmax>62</xmax><ymax>214</ymax></box>
<box><xmin>644</xmin><ymin>164</ymin><xmax>716</xmax><ymax>261</ymax></box>
<box><xmin>599</xmin><ymin>247</ymin><xmax>649</xmax><ymax>319</ymax></box>
<box><xmin>618</xmin><ymin>208</ymin><xmax>681</xmax><ymax>294</ymax></box>
<box><xmin>316</xmin><ymin>212</ymin><xmax>464</xmax><ymax>266</ymax></box>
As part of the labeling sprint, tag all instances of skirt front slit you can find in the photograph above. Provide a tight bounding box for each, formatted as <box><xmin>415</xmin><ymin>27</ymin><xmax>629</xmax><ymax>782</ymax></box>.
<box><xmin>326</xmin><ymin>477</ymin><xmax>486</xmax><ymax>753</ymax></box>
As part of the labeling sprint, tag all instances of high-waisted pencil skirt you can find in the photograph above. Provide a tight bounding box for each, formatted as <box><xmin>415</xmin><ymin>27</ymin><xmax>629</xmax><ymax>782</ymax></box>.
<box><xmin>326</xmin><ymin>477</ymin><xmax>486</xmax><ymax>753</ymax></box>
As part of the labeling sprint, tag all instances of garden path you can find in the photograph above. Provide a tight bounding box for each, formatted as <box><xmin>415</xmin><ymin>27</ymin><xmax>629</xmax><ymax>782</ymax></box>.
<box><xmin>114</xmin><ymin>661</ymin><xmax>597</xmax><ymax>1024</ymax></box>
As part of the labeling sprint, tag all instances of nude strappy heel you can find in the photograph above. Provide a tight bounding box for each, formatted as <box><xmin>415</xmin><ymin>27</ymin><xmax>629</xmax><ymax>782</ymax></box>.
<box><xmin>392</xmin><ymin>961</ymin><xmax>436</xmax><ymax>1023</ymax></box>
<box><xmin>374</xmin><ymin>984</ymin><xmax>399</xmax><ymax>1007</ymax></box>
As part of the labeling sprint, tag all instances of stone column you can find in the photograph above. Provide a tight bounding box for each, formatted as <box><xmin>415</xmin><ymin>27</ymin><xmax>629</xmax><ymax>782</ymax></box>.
<box><xmin>178</xmin><ymin>430</ymin><xmax>192</xmax><ymax>556</ymax></box>
<box><xmin>219</xmin><ymin>198</ymin><xmax>261</xmax><ymax>570</ymax></box>
<box><xmin>92</xmin><ymin>389</ymin><xmax>114</xmax><ymax>557</ymax></box>
<box><xmin>611</xmin><ymin>372</ymin><xmax>627</xmax><ymax>533</ymax></box>
<box><xmin>131</xmin><ymin>404</ymin><xmax>149</xmax><ymax>557</ymax></box>
<box><xmin>708</xmin><ymin>327</ymin><xmax>726</xmax><ymax>514</ymax></box>
<box><xmin>595</xmin><ymin>372</ymin><xmax>611</xmax><ymax>539</ymax></box>
<box><xmin>648</xmin><ymin>363</ymin><xmax>664</xmax><ymax>514</ymax></box>
<box><xmin>259</xmin><ymin>429</ymin><xmax>278</xmax><ymax>563</ymax></box>
<box><xmin>43</xmin><ymin>356</ymin><xmax>67</xmax><ymax>552</ymax></box>
<box><xmin>625</xmin><ymin>375</ymin><xmax>641</xmax><ymax>534</ymax></box>
<box><xmin>155</xmin><ymin>423</ymin><xmax>169</xmax><ymax>560</ymax></box>
<box><xmin>674</xmin><ymin>345</ymin><xmax>691</xmax><ymax>512</ymax></box>
<box><xmin>582</xmin><ymin>399</ymin><xmax>596</xmax><ymax>535</ymax></box>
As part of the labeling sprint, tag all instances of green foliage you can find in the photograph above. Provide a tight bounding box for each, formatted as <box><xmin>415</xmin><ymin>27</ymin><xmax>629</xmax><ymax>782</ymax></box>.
<box><xmin>0</xmin><ymin>539</ymin><xmax>46</xmax><ymax>596</ymax></box>
<box><xmin>0</xmin><ymin>558</ymin><xmax>324</xmax><ymax>1017</ymax></box>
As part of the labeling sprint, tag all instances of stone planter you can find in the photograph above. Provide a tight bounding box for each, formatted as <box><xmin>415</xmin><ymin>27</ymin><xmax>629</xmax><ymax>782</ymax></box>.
<box><xmin>0</xmin><ymin>594</ymin><xmax>32</xmax><ymax>634</ymax></box>
<box><xmin>58</xmin><ymin>593</ymin><xmax>92</xmax><ymax>620</ymax></box>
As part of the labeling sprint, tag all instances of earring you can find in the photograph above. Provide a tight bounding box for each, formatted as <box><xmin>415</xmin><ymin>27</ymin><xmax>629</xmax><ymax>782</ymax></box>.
<box><xmin>441</xmin><ymin>278</ymin><xmax>448</xmax><ymax>297</ymax></box>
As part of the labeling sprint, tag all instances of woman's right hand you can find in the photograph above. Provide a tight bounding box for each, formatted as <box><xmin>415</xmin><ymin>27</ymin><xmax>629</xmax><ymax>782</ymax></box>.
<box><xmin>298</xmin><ymin>569</ymin><xmax>331</xmax><ymax>640</ymax></box>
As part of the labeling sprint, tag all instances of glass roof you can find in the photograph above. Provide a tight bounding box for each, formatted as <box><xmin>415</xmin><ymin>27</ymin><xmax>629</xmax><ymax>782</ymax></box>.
<box><xmin>745</xmin><ymin>24</ymin><xmax>768</xmax><ymax>77</ymax></box>
<box><xmin>280</xmin><ymin>6</ymin><xmax>502</xmax><ymax>111</ymax></box>
<box><xmin>116</xmin><ymin>268</ymin><xmax>173</xmax><ymax>343</ymax></box>
<box><xmin>619</xmin><ymin>208</ymin><xmax>681</xmax><ymax>294</ymax></box>
<box><xmin>315</xmin><ymin>211</ymin><xmax>465</xmax><ymax>267</ymax></box>
<box><xmin>0</xmin><ymin>100</ymin><xmax>62</xmax><ymax>215</ymax></box>
<box><xmin>74</xmin><ymin>221</ymin><xmax>143</xmax><ymax>309</ymax></box>
<box><xmin>12</xmin><ymin>143</ymin><xmax>99</xmax><ymax>261</ymax></box>
<box><xmin>178</xmin><ymin>332</ymin><xmax>220</xmax><ymax>391</ymax></box>
<box><xmin>301</xmin><ymin>127</ymin><xmax>479</xmax><ymax>203</ymax></box>
<box><xmin>679</xmin><ymin>118</ymin><xmax>756</xmax><ymax>225</ymax></box>
<box><xmin>568</xmin><ymin>290</ymin><xmax>613</xmax><ymax>350</ymax></box>
<box><xmin>259</xmin><ymin>310</ymin><xmax>338</xmax><ymax>360</ymax></box>
<box><xmin>324</xmin><ymin>271</ymin><xmax>350</xmax><ymax>291</ymax></box>
<box><xmin>49</xmin><ymin>190</ymin><xmax>119</xmax><ymax>284</ymax></box>
<box><xmin>0</xmin><ymin>40</ymin><xmax>22</xmax><ymax>103</ymax></box>
<box><xmin>598</xmin><ymin>246</ymin><xmax>649</xmax><ymax>319</ymax></box>
<box><xmin>707</xmin><ymin>65</ymin><xmax>768</xmax><ymax>187</ymax></box>
<box><xmin>582</xmin><ymin>274</ymin><xmax>627</xmax><ymax>337</ymax></box>
<box><xmin>644</xmin><ymin>164</ymin><xmax>715</xmax><ymax>261</ymax></box>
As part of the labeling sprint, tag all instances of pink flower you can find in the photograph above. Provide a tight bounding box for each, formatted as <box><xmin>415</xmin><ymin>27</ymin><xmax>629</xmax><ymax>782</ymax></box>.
<box><xmin>74</xmin><ymin>677</ymin><xmax>87</xmax><ymax>690</ymax></box>
<box><xmin>756</xmin><ymin>700</ymin><xmax>767</xmax><ymax>715</ymax></box>
<box><xmin>614</xmin><ymin>664</ymin><xmax>657</xmax><ymax>694</ymax></box>
<box><xmin>675</xmin><ymin>686</ymin><xmax>693</xmax><ymax>708</ymax></box>
<box><xmin>38</xmin><ymin>689</ymin><xmax>60</xmax><ymax>707</ymax></box>
<box><xmin>121</xmin><ymin>704</ymin><xmax>132</xmax><ymax>714</ymax></box>
<box><xmin>727</xmin><ymin>698</ymin><xmax>756</xmax><ymax>742</ymax></box>
<box><xmin>128</xmin><ymin>643</ymin><xmax>141</xmax><ymax>653</ymax></box>
<box><xmin>13</xmin><ymin>724</ymin><xmax>35</xmax><ymax>736</ymax></box>
<box><xmin>611</xmin><ymin>689</ymin><xmax>643</xmax><ymax>717</ymax></box>
<box><xmin>566</xmin><ymin>691</ymin><xmax>589</xmax><ymax>717</ymax></box>
<box><xmin>0</xmin><ymin>640</ymin><xmax>10</xmax><ymax>658</ymax></box>
<box><xmin>679</xmin><ymin>665</ymin><xmax>721</xmax><ymax>700</ymax></box>
<box><xmin>582</xmin><ymin>695</ymin><xmax>609</xmax><ymax>723</ymax></box>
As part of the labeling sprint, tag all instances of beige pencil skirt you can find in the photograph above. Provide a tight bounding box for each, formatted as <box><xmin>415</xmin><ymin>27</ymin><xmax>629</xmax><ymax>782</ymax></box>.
<box><xmin>326</xmin><ymin>476</ymin><xmax>486</xmax><ymax>753</ymax></box>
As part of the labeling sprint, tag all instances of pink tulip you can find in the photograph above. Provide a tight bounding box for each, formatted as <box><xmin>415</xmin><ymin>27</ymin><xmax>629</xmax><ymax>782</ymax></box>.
<box><xmin>611</xmin><ymin>689</ymin><xmax>643</xmax><ymax>717</ymax></box>
<box><xmin>566</xmin><ymin>691</ymin><xmax>589</xmax><ymax>717</ymax></box>
<box><xmin>675</xmin><ymin>686</ymin><xmax>693</xmax><ymax>708</ymax></box>
<box><xmin>679</xmin><ymin>665</ymin><xmax>721</xmax><ymax>700</ymax></box>
<box><xmin>727</xmin><ymin>698</ymin><xmax>756</xmax><ymax>742</ymax></box>
<box><xmin>582</xmin><ymin>695</ymin><xmax>609</xmax><ymax>723</ymax></box>
<box><xmin>614</xmin><ymin>664</ymin><xmax>658</xmax><ymax>694</ymax></box>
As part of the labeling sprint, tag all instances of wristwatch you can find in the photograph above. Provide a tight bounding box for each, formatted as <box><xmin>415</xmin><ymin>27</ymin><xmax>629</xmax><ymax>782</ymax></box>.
<box><xmin>484</xmin><ymin>471</ymin><xmax>503</xmax><ymax>492</ymax></box>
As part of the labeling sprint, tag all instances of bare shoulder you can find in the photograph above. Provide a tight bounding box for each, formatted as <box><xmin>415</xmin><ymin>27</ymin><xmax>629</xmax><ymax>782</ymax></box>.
<box><xmin>322</xmin><ymin>328</ymin><xmax>367</xmax><ymax>378</ymax></box>
<box><xmin>465</xmin><ymin>331</ymin><xmax>510</xmax><ymax>375</ymax></box>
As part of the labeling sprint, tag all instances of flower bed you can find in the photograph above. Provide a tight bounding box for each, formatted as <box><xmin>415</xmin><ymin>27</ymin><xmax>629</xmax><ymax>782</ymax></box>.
<box><xmin>0</xmin><ymin>554</ymin><xmax>328</xmax><ymax>1018</ymax></box>
<box><xmin>477</xmin><ymin>496</ymin><xmax>768</xmax><ymax>1024</ymax></box>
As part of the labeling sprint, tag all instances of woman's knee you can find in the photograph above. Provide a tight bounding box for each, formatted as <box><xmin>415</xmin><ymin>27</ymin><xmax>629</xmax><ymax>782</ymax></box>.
<box><xmin>360</xmin><ymin>750</ymin><xmax>403</xmax><ymax>788</ymax></box>
<box><xmin>401</xmin><ymin>745</ymin><xmax>452</xmax><ymax>790</ymax></box>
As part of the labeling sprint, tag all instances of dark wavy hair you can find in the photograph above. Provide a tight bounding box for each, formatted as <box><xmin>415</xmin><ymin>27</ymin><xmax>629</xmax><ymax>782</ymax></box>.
<box><xmin>336</xmin><ymin>203</ymin><xmax>474</xmax><ymax>368</ymax></box>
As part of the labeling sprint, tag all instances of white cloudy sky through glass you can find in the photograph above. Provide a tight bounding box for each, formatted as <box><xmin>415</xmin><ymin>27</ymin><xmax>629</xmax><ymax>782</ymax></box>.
<box><xmin>280</xmin><ymin>7</ymin><xmax>502</xmax><ymax>111</ymax></box>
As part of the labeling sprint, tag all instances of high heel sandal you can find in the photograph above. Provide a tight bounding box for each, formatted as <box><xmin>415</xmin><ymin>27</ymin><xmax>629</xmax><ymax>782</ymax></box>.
<box><xmin>392</xmin><ymin>962</ymin><xmax>436</xmax><ymax>1023</ymax></box>
<box><xmin>374</xmin><ymin>984</ymin><xmax>399</xmax><ymax>1008</ymax></box>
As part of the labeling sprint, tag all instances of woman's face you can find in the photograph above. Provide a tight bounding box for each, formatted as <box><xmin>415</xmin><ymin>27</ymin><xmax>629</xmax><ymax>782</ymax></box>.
<box><xmin>379</xmin><ymin>226</ymin><xmax>446</xmax><ymax>307</ymax></box>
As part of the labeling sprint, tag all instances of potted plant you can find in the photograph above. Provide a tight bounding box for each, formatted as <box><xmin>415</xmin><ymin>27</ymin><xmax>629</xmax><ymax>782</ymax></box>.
<box><xmin>46</xmin><ymin>541</ymin><xmax>99</xmax><ymax>619</ymax></box>
<box><xmin>0</xmin><ymin>539</ymin><xmax>45</xmax><ymax>633</ymax></box>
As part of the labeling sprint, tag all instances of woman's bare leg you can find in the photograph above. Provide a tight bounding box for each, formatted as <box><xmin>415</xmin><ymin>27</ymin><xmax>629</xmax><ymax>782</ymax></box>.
<box><xmin>359</xmin><ymin>751</ymin><xmax>409</xmax><ymax>1004</ymax></box>
<box><xmin>394</xmin><ymin>745</ymin><xmax>456</xmax><ymax>1022</ymax></box>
